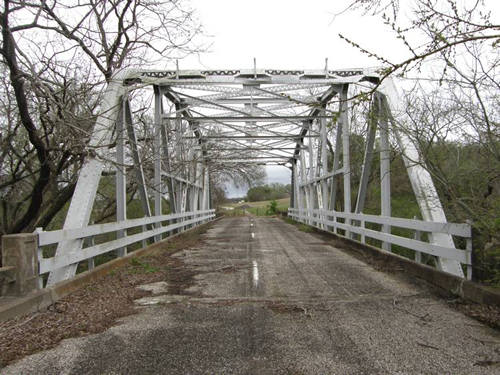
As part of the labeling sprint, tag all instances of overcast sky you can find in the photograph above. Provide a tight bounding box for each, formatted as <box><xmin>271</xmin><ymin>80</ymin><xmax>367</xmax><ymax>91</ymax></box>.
<box><xmin>182</xmin><ymin>0</ymin><xmax>397</xmax><ymax>197</ymax></box>
<box><xmin>184</xmin><ymin>0</ymin><xmax>410</xmax><ymax>70</ymax></box>
<box><xmin>180</xmin><ymin>0</ymin><xmax>499</xmax><ymax>197</ymax></box>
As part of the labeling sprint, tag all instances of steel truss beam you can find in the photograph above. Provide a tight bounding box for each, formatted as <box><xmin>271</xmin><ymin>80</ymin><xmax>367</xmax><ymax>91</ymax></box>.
<box><xmin>185</xmin><ymin>97</ymin><xmax>317</xmax><ymax>105</ymax></box>
<box><xmin>199</xmin><ymin>147</ymin><xmax>305</xmax><ymax>151</ymax></box>
<box><xmin>211</xmin><ymin>160</ymin><xmax>290</xmax><ymax>164</ymax></box>
<box><xmin>164</xmin><ymin>115</ymin><xmax>333</xmax><ymax>122</ymax></box>
<box><xmin>52</xmin><ymin>68</ymin><xmax>464</xmax><ymax>286</ymax></box>
<box><xmin>184</xmin><ymin>135</ymin><xmax>319</xmax><ymax>140</ymax></box>
<box><xmin>47</xmin><ymin>72</ymin><xmax>127</xmax><ymax>285</ymax></box>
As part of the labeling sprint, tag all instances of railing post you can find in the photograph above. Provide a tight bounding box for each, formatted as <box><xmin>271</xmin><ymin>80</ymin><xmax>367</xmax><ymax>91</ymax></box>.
<box><xmin>413</xmin><ymin>216</ymin><xmax>422</xmax><ymax>263</ymax></box>
<box><xmin>142</xmin><ymin>225</ymin><xmax>148</xmax><ymax>248</ymax></box>
<box><xmin>360</xmin><ymin>219</ymin><xmax>366</xmax><ymax>244</ymax></box>
<box><xmin>34</xmin><ymin>227</ymin><xmax>44</xmax><ymax>288</ymax></box>
<box><xmin>1</xmin><ymin>233</ymin><xmax>39</xmax><ymax>296</ymax></box>
<box><xmin>87</xmin><ymin>235</ymin><xmax>95</xmax><ymax>271</ymax></box>
<box><xmin>466</xmin><ymin>238</ymin><xmax>472</xmax><ymax>281</ymax></box>
<box><xmin>466</xmin><ymin>219</ymin><xmax>473</xmax><ymax>281</ymax></box>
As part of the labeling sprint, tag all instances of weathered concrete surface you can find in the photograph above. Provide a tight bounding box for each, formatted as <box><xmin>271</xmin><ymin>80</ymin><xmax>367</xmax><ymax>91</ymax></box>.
<box><xmin>3</xmin><ymin>216</ymin><xmax>500</xmax><ymax>374</ymax></box>
<box><xmin>1</xmin><ymin>233</ymin><xmax>39</xmax><ymax>296</ymax></box>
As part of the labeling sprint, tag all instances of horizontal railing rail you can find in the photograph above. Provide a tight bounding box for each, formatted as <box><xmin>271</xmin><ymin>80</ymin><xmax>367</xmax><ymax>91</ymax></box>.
<box><xmin>288</xmin><ymin>208</ymin><xmax>472</xmax><ymax>279</ymax></box>
<box><xmin>38</xmin><ymin>210</ymin><xmax>215</xmax><ymax>246</ymax></box>
<box><xmin>37</xmin><ymin>209</ymin><xmax>215</xmax><ymax>278</ymax></box>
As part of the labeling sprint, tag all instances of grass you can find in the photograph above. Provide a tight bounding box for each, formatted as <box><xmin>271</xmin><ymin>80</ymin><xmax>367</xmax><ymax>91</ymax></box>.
<box><xmin>297</xmin><ymin>224</ymin><xmax>314</xmax><ymax>233</ymax></box>
<box><xmin>128</xmin><ymin>257</ymin><xmax>159</xmax><ymax>274</ymax></box>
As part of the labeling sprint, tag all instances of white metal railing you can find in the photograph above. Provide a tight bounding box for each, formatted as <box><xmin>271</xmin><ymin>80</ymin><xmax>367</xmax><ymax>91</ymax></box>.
<box><xmin>288</xmin><ymin>208</ymin><xmax>472</xmax><ymax>279</ymax></box>
<box><xmin>37</xmin><ymin>210</ymin><xmax>215</xmax><ymax>278</ymax></box>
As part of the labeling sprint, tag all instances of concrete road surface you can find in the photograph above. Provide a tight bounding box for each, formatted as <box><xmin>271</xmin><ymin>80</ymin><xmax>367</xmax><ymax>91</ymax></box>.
<box><xmin>4</xmin><ymin>216</ymin><xmax>500</xmax><ymax>374</ymax></box>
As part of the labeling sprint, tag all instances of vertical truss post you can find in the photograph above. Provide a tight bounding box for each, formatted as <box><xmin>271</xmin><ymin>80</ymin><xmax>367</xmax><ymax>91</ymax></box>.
<box><xmin>186</xmin><ymin>138</ymin><xmax>197</xmax><ymax>219</ymax></box>
<box><xmin>320</xmin><ymin>110</ymin><xmax>329</xmax><ymax>227</ymax></box>
<box><xmin>290</xmin><ymin>162</ymin><xmax>295</xmax><ymax>209</ymax></box>
<box><xmin>315</xmin><ymin>126</ymin><xmax>324</xmax><ymax>228</ymax></box>
<box><xmin>191</xmin><ymin>155</ymin><xmax>200</xmax><ymax>214</ymax></box>
<box><xmin>185</xmin><ymin>185</ymin><xmax>190</xmax><ymax>213</ymax></box>
<box><xmin>201</xmin><ymin>164</ymin><xmax>210</xmax><ymax>211</ymax></box>
<box><xmin>175</xmin><ymin>103</ymin><xmax>185</xmax><ymax>227</ymax></box>
<box><xmin>329</xmin><ymin>114</ymin><xmax>343</xmax><ymax>211</ymax></box>
<box><xmin>208</xmin><ymin>173</ymin><xmax>213</xmax><ymax>211</ymax></box>
<box><xmin>160</xmin><ymin>119</ymin><xmax>176</xmax><ymax>213</ymax></box>
<box><xmin>296</xmin><ymin>136</ymin><xmax>306</xmax><ymax>213</ymax></box>
<box><xmin>300</xmin><ymin>140</ymin><xmax>311</xmax><ymax>224</ymax></box>
<box><xmin>153</xmin><ymin>86</ymin><xmax>163</xmax><ymax>241</ymax></box>
<box><xmin>296</xmin><ymin>161</ymin><xmax>305</xmax><ymax>212</ymax></box>
<box><xmin>185</xmin><ymin>149</ymin><xmax>192</xmax><ymax>214</ymax></box>
<box><xmin>176</xmin><ymin>181</ymin><xmax>183</xmax><ymax>232</ymax></box>
<box><xmin>307</xmin><ymin>122</ymin><xmax>317</xmax><ymax>223</ymax></box>
<box><xmin>176</xmin><ymin>181</ymin><xmax>181</xmax><ymax>213</ymax></box>
<box><xmin>355</xmin><ymin>95</ymin><xmax>378</xmax><ymax>214</ymax></box>
<box><xmin>115</xmin><ymin>99</ymin><xmax>127</xmax><ymax>257</ymax></box>
<box><xmin>193</xmin><ymin>147</ymin><xmax>201</xmax><ymax>213</ymax></box>
<box><xmin>201</xmin><ymin>165</ymin><xmax>207</xmax><ymax>212</ymax></box>
<box><xmin>180</xmin><ymin>181</ymin><xmax>187</xmax><ymax>212</ymax></box>
<box><xmin>340</xmin><ymin>85</ymin><xmax>351</xmax><ymax>237</ymax></box>
<box><xmin>379</xmin><ymin>95</ymin><xmax>392</xmax><ymax>251</ymax></box>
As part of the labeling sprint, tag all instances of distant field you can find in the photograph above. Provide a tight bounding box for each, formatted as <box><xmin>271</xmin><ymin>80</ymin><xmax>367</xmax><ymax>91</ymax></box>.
<box><xmin>231</xmin><ymin>197</ymin><xmax>289</xmax><ymax>208</ymax></box>
<box><xmin>222</xmin><ymin>197</ymin><xmax>290</xmax><ymax>216</ymax></box>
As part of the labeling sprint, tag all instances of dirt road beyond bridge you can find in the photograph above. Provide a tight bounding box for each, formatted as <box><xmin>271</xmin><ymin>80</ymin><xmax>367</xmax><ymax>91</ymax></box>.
<box><xmin>3</xmin><ymin>216</ymin><xmax>500</xmax><ymax>374</ymax></box>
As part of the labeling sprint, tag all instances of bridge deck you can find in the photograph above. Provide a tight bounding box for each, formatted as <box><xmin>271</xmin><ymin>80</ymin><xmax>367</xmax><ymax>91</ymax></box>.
<box><xmin>3</xmin><ymin>216</ymin><xmax>499</xmax><ymax>374</ymax></box>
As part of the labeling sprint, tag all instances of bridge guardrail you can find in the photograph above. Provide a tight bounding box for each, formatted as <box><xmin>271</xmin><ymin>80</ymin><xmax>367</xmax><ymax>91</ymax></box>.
<box><xmin>1</xmin><ymin>210</ymin><xmax>215</xmax><ymax>296</ymax></box>
<box><xmin>288</xmin><ymin>208</ymin><xmax>472</xmax><ymax>279</ymax></box>
<box><xmin>38</xmin><ymin>210</ymin><xmax>215</xmax><ymax>276</ymax></box>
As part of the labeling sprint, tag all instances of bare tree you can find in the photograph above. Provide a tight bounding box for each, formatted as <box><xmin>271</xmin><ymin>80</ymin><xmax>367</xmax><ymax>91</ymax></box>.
<box><xmin>338</xmin><ymin>0</ymin><xmax>499</xmax><ymax>84</ymax></box>
<box><xmin>398</xmin><ymin>82</ymin><xmax>499</xmax><ymax>282</ymax></box>
<box><xmin>0</xmin><ymin>0</ymin><xmax>204</xmax><ymax>234</ymax></box>
<box><xmin>338</xmin><ymin>0</ymin><xmax>499</xmax><ymax>283</ymax></box>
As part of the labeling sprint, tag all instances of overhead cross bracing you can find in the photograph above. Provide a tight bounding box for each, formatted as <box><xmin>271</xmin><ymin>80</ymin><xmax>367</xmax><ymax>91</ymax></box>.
<box><xmin>150</xmin><ymin>70</ymin><xmax>354</xmax><ymax>167</ymax></box>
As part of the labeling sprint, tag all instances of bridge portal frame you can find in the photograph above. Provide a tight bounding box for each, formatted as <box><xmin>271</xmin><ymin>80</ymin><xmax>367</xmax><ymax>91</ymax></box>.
<box><xmin>42</xmin><ymin>67</ymin><xmax>469</xmax><ymax>287</ymax></box>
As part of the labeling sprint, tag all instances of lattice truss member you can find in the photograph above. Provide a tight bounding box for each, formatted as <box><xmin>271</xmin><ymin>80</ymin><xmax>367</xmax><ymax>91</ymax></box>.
<box><xmin>47</xmin><ymin>68</ymin><xmax>465</xmax><ymax>285</ymax></box>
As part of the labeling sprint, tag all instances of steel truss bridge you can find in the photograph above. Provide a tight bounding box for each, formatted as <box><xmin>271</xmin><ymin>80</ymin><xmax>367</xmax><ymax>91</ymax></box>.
<box><xmin>2</xmin><ymin>68</ymin><xmax>473</xmax><ymax>296</ymax></box>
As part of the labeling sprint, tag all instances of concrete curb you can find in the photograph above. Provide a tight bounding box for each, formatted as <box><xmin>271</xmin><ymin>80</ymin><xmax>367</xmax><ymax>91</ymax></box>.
<box><xmin>0</xmin><ymin>219</ymin><xmax>219</xmax><ymax>322</ymax></box>
<box><xmin>314</xmin><ymin>227</ymin><xmax>500</xmax><ymax>307</ymax></box>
